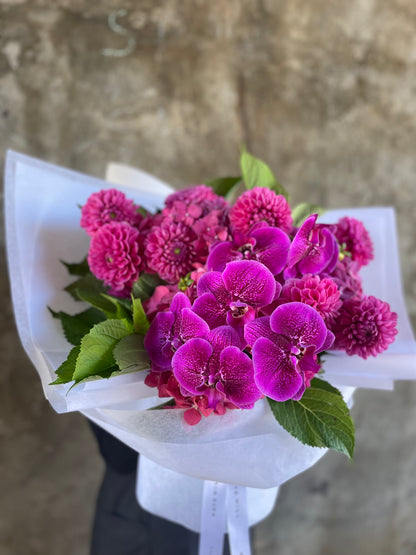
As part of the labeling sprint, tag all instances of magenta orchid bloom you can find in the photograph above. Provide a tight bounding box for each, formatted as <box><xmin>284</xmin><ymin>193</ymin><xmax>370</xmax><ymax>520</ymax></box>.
<box><xmin>207</xmin><ymin>225</ymin><xmax>290</xmax><ymax>276</ymax></box>
<box><xmin>172</xmin><ymin>326</ymin><xmax>262</xmax><ymax>410</ymax></box>
<box><xmin>143</xmin><ymin>292</ymin><xmax>210</xmax><ymax>370</ymax></box>
<box><xmin>192</xmin><ymin>260</ymin><xmax>278</xmax><ymax>331</ymax></box>
<box><xmin>285</xmin><ymin>214</ymin><xmax>338</xmax><ymax>278</ymax></box>
<box><xmin>246</xmin><ymin>302</ymin><xmax>334</xmax><ymax>402</ymax></box>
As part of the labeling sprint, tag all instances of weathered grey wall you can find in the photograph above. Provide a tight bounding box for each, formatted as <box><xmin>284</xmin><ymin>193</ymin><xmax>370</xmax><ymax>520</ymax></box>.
<box><xmin>1</xmin><ymin>2</ymin><xmax>416</xmax><ymax>554</ymax></box>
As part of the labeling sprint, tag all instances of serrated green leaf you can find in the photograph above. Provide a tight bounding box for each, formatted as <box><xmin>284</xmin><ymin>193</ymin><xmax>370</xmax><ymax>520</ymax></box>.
<box><xmin>61</xmin><ymin>258</ymin><xmax>90</xmax><ymax>276</ymax></box>
<box><xmin>73</xmin><ymin>319</ymin><xmax>133</xmax><ymax>383</ymax></box>
<box><xmin>113</xmin><ymin>334</ymin><xmax>150</xmax><ymax>373</ymax></box>
<box><xmin>50</xmin><ymin>345</ymin><xmax>81</xmax><ymax>384</ymax></box>
<box><xmin>131</xmin><ymin>273</ymin><xmax>165</xmax><ymax>301</ymax></box>
<box><xmin>75</xmin><ymin>290</ymin><xmax>131</xmax><ymax>320</ymax></box>
<box><xmin>49</xmin><ymin>307</ymin><xmax>106</xmax><ymax>346</ymax></box>
<box><xmin>267</xmin><ymin>378</ymin><xmax>354</xmax><ymax>458</ymax></box>
<box><xmin>206</xmin><ymin>176</ymin><xmax>241</xmax><ymax>197</ymax></box>
<box><xmin>292</xmin><ymin>203</ymin><xmax>326</xmax><ymax>227</ymax></box>
<box><xmin>132</xmin><ymin>298</ymin><xmax>150</xmax><ymax>334</ymax></box>
<box><xmin>240</xmin><ymin>149</ymin><xmax>289</xmax><ymax>199</ymax></box>
<box><xmin>65</xmin><ymin>273</ymin><xmax>106</xmax><ymax>301</ymax></box>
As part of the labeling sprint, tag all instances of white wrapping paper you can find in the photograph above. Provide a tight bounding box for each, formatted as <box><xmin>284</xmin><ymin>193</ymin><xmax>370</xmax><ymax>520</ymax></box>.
<box><xmin>5</xmin><ymin>151</ymin><xmax>416</xmax><ymax>534</ymax></box>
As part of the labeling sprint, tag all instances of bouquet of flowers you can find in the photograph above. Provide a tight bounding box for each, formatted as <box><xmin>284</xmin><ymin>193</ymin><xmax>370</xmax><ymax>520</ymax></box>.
<box><xmin>49</xmin><ymin>149</ymin><xmax>398</xmax><ymax>458</ymax></box>
<box><xmin>6</xmin><ymin>149</ymin><xmax>416</xmax><ymax>554</ymax></box>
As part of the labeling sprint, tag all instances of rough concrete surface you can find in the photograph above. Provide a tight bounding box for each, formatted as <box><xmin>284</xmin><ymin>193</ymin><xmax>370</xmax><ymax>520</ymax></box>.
<box><xmin>1</xmin><ymin>1</ymin><xmax>416</xmax><ymax>554</ymax></box>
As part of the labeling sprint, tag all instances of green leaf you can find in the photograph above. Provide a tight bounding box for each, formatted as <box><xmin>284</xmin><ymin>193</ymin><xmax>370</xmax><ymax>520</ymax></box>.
<box><xmin>267</xmin><ymin>378</ymin><xmax>355</xmax><ymax>458</ymax></box>
<box><xmin>131</xmin><ymin>273</ymin><xmax>165</xmax><ymax>301</ymax></box>
<box><xmin>50</xmin><ymin>345</ymin><xmax>81</xmax><ymax>384</ymax></box>
<box><xmin>76</xmin><ymin>290</ymin><xmax>131</xmax><ymax>320</ymax></box>
<box><xmin>292</xmin><ymin>203</ymin><xmax>326</xmax><ymax>227</ymax></box>
<box><xmin>61</xmin><ymin>258</ymin><xmax>90</xmax><ymax>277</ymax></box>
<box><xmin>240</xmin><ymin>149</ymin><xmax>289</xmax><ymax>199</ymax></box>
<box><xmin>49</xmin><ymin>307</ymin><xmax>106</xmax><ymax>346</ymax></box>
<box><xmin>73</xmin><ymin>319</ymin><xmax>133</xmax><ymax>383</ymax></box>
<box><xmin>132</xmin><ymin>298</ymin><xmax>150</xmax><ymax>334</ymax></box>
<box><xmin>206</xmin><ymin>176</ymin><xmax>241</xmax><ymax>197</ymax></box>
<box><xmin>113</xmin><ymin>334</ymin><xmax>150</xmax><ymax>373</ymax></box>
<box><xmin>65</xmin><ymin>273</ymin><xmax>106</xmax><ymax>301</ymax></box>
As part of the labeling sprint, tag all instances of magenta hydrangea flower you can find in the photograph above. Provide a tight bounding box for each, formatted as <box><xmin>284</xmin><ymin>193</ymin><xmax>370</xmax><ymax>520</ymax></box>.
<box><xmin>81</xmin><ymin>189</ymin><xmax>142</xmax><ymax>236</ymax></box>
<box><xmin>165</xmin><ymin>185</ymin><xmax>227</xmax><ymax>211</ymax></box>
<box><xmin>279</xmin><ymin>274</ymin><xmax>342</xmax><ymax>322</ymax></box>
<box><xmin>246</xmin><ymin>302</ymin><xmax>334</xmax><ymax>402</ymax></box>
<box><xmin>285</xmin><ymin>214</ymin><xmax>338</xmax><ymax>277</ymax></box>
<box><xmin>172</xmin><ymin>326</ymin><xmax>262</xmax><ymax>410</ymax></box>
<box><xmin>207</xmin><ymin>225</ymin><xmax>290</xmax><ymax>276</ymax></box>
<box><xmin>333</xmin><ymin>217</ymin><xmax>374</xmax><ymax>267</ymax></box>
<box><xmin>229</xmin><ymin>187</ymin><xmax>292</xmax><ymax>235</ymax></box>
<box><xmin>87</xmin><ymin>221</ymin><xmax>144</xmax><ymax>296</ymax></box>
<box><xmin>192</xmin><ymin>260</ymin><xmax>277</xmax><ymax>331</ymax></box>
<box><xmin>332</xmin><ymin>295</ymin><xmax>398</xmax><ymax>358</ymax></box>
<box><xmin>144</xmin><ymin>292</ymin><xmax>210</xmax><ymax>370</ymax></box>
<box><xmin>145</xmin><ymin>222</ymin><xmax>198</xmax><ymax>283</ymax></box>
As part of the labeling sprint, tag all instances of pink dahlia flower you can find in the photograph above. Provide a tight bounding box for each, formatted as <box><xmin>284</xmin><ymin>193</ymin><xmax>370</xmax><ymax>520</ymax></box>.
<box><xmin>333</xmin><ymin>217</ymin><xmax>374</xmax><ymax>267</ymax></box>
<box><xmin>81</xmin><ymin>189</ymin><xmax>142</xmax><ymax>236</ymax></box>
<box><xmin>145</xmin><ymin>221</ymin><xmax>197</xmax><ymax>283</ymax></box>
<box><xmin>87</xmin><ymin>221</ymin><xmax>143</xmax><ymax>296</ymax></box>
<box><xmin>279</xmin><ymin>274</ymin><xmax>342</xmax><ymax>323</ymax></box>
<box><xmin>229</xmin><ymin>187</ymin><xmax>292</xmax><ymax>235</ymax></box>
<box><xmin>332</xmin><ymin>295</ymin><xmax>398</xmax><ymax>358</ymax></box>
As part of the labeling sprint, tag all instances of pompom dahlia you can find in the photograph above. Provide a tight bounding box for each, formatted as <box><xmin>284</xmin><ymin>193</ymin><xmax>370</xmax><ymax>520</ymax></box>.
<box><xmin>145</xmin><ymin>221</ymin><xmax>198</xmax><ymax>283</ymax></box>
<box><xmin>87</xmin><ymin>221</ymin><xmax>144</xmax><ymax>295</ymax></box>
<box><xmin>229</xmin><ymin>187</ymin><xmax>292</xmax><ymax>235</ymax></box>
<box><xmin>279</xmin><ymin>274</ymin><xmax>342</xmax><ymax>323</ymax></box>
<box><xmin>332</xmin><ymin>295</ymin><xmax>398</xmax><ymax>358</ymax></box>
<box><xmin>333</xmin><ymin>217</ymin><xmax>374</xmax><ymax>267</ymax></box>
<box><xmin>81</xmin><ymin>188</ymin><xmax>142</xmax><ymax>236</ymax></box>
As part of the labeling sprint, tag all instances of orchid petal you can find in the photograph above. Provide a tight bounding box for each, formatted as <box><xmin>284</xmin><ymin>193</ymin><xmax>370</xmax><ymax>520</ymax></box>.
<box><xmin>169</xmin><ymin>292</ymin><xmax>191</xmax><ymax>313</ymax></box>
<box><xmin>176</xmin><ymin>307</ymin><xmax>210</xmax><ymax>342</ymax></box>
<box><xmin>197</xmin><ymin>271</ymin><xmax>230</xmax><ymax>305</ymax></box>
<box><xmin>207</xmin><ymin>242</ymin><xmax>241</xmax><ymax>272</ymax></box>
<box><xmin>252</xmin><ymin>337</ymin><xmax>303</xmax><ymax>401</ymax></box>
<box><xmin>218</xmin><ymin>346</ymin><xmax>262</xmax><ymax>408</ymax></box>
<box><xmin>320</xmin><ymin>329</ymin><xmax>335</xmax><ymax>352</ymax></box>
<box><xmin>143</xmin><ymin>311</ymin><xmax>175</xmax><ymax>368</ymax></box>
<box><xmin>251</xmin><ymin>227</ymin><xmax>290</xmax><ymax>275</ymax></box>
<box><xmin>222</xmin><ymin>260</ymin><xmax>276</xmax><ymax>307</ymax></box>
<box><xmin>193</xmin><ymin>292</ymin><xmax>227</xmax><ymax>328</ymax></box>
<box><xmin>172</xmin><ymin>338</ymin><xmax>212</xmax><ymax>395</ymax></box>
<box><xmin>298</xmin><ymin>228</ymin><xmax>338</xmax><ymax>274</ymax></box>
<box><xmin>287</xmin><ymin>214</ymin><xmax>317</xmax><ymax>268</ymax></box>
<box><xmin>244</xmin><ymin>316</ymin><xmax>278</xmax><ymax>347</ymax></box>
<box><xmin>270</xmin><ymin>302</ymin><xmax>328</xmax><ymax>350</ymax></box>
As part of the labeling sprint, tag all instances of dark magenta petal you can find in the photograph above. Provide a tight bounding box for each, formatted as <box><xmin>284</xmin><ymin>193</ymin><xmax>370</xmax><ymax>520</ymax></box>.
<box><xmin>177</xmin><ymin>308</ymin><xmax>210</xmax><ymax>342</ymax></box>
<box><xmin>298</xmin><ymin>348</ymin><xmax>320</xmax><ymax>376</ymax></box>
<box><xmin>244</xmin><ymin>316</ymin><xmax>278</xmax><ymax>347</ymax></box>
<box><xmin>291</xmin><ymin>379</ymin><xmax>306</xmax><ymax>401</ymax></box>
<box><xmin>251</xmin><ymin>227</ymin><xmax>290</xmax><ymax>275</ymax></box>
<box><xmin>193</xmin><ymin>292</ymin><xmax>227</xmax><ymax>328</ymax></box>
<box><xmin>169</xmin><ymin>292</ymin><xmax>191</xmax><ymax>314</ymax></box>
<box><xmin>270</xmin><ymin>302</ymin><xmax>327</xmax><ymax>350</ymax></box>
<box><xmin>252</xmin><ymin>337</ymin><xmax>303</xmax><ymax>401</ymax></box>
<box><xmin>207</xmin><ymin>242</ymin><xmax>241</xmax><ymax>272</ymax></box>
<box><xmin>320</xmin><ymin>329</ymin><xmax>335</xmax><ymax>352</ymax></box>
<box><xmin>287</xmin><ymin>214</ymin><xmax>317</xmax><ymax>268</ymax></box>
<box><xmin>323</xmin><ymin>230</ymin><xmax>339</xmax><ymax>273</ymax></box>
<box><xmin>207</xmin><ymin>325</ymin><xmax>241</xmax><ymax>352</ymax></box>
<box><xmin>222</xmin><ymin>260</ymin><xmax>276</xmax><ymax>307</ymax></box>
<box><xmin>197</xmin><ymin>271</ymin><xmax>230</xmax><ymax>306</ymax></box>
<box><xmin>143</xmin><ymin>311</ymin><xmax>175</xmax><ymax>368</ymax></box>
<box><xmin>298</xmin><ymin>228</ymin><xmax>338</xmax><ymax>274</ymax></box>
<box><xmin>218</xmin><ymin>346</ymin><xmax>262</xmax><ymax>408</ymax></box>
<box><xmin>172</xmin><ymin>338</ymin><xmax>212</xmax><ymax>395</ymax></box>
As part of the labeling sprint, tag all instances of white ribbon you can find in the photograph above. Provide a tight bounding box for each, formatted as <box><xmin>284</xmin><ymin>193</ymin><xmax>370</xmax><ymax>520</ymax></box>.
<box><xmin>199</xmin><ymin>481</ymin><xmax>252</xmax><ymax>555</ymax></box>
<box><xmin>199</xmin><ymin>481</ymin><xmax>227</xmax><ymax>555</ymax></box>
<box><xmin>226</xmin><ymin>485</ymin><xmax>251</xmax><ymax>555</ymax></box>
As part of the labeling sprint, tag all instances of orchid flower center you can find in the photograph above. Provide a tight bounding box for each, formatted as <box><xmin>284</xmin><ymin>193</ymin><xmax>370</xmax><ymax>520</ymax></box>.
<box><xmin>229</xmin><ymin>301</ymin><xmax>249</xmax><ymax>318</ymax></box>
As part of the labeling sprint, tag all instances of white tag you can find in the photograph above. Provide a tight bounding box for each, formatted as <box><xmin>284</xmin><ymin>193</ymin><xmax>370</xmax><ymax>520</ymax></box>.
<box><xmin>199</xmin><ymin>481</ymin><xmax>227</xmax><ymax>555</ymax></box>
<box><xmin>227</xmin><ymin>485</ymin><xmax>251</xmax><ymax>555</ymax></box>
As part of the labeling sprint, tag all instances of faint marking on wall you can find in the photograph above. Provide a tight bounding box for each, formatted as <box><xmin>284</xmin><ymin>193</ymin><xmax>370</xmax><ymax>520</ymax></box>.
<box><xmin>101</xmin><ymin>9</ymin><xmax>136</xmax><ymax>58</ymax></box>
